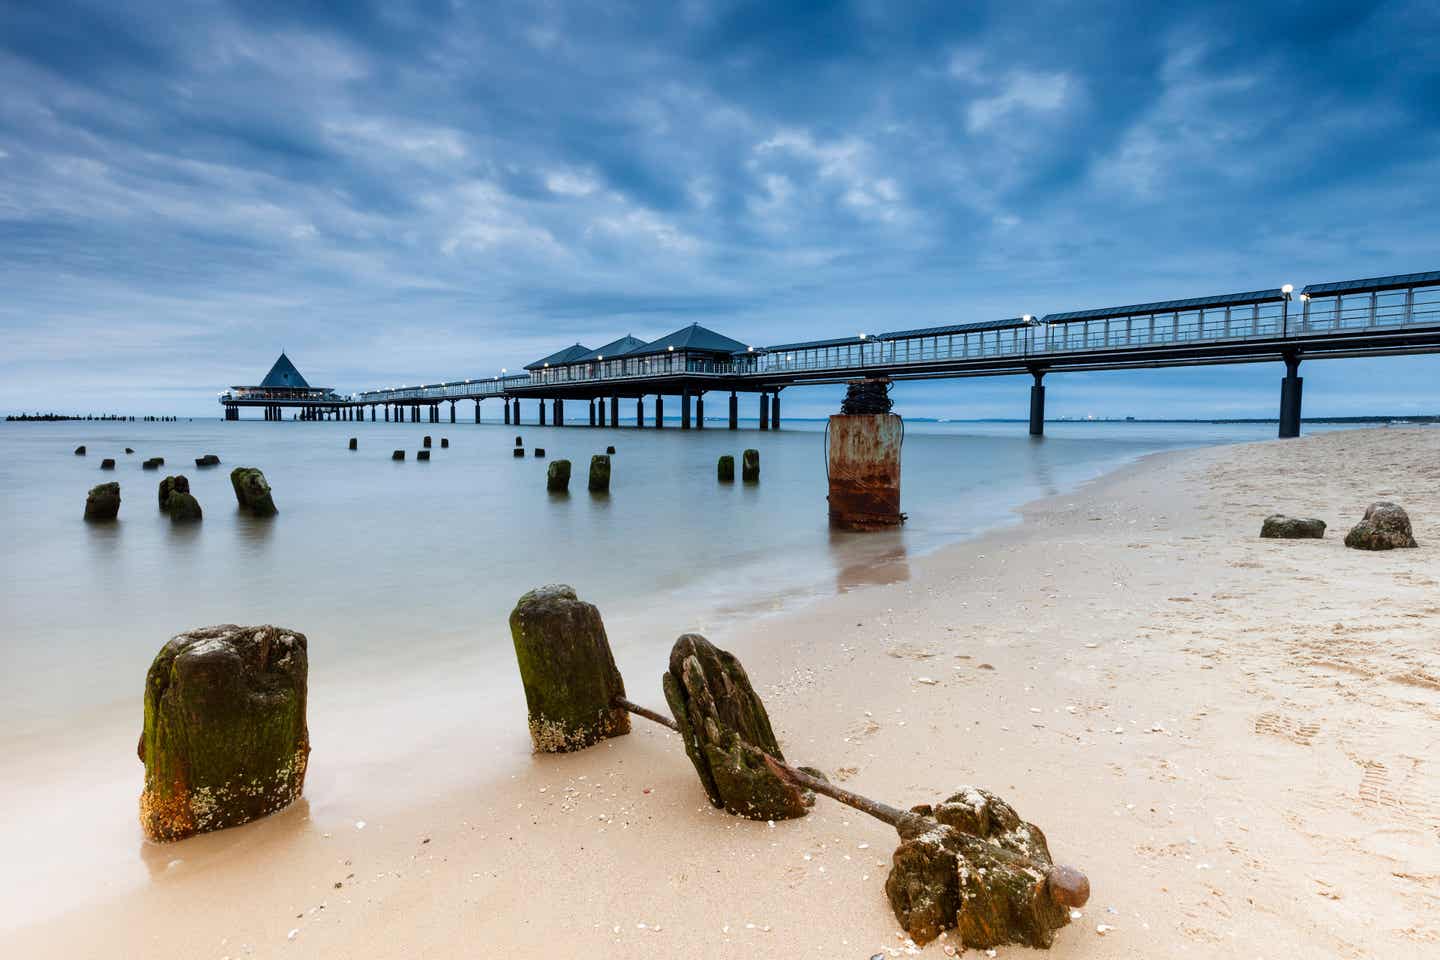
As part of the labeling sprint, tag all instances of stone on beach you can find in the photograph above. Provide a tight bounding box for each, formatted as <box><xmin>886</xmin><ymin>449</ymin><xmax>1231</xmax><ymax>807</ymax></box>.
<box><xmin>138</xmin><ymin>624</ymin><xmax>310</xmax><ymax>842</ymax></box>
<box><xmin>588</xmin><ymin>454</ymin><xmax>610</xmax><ymax>492</ymax></box>
<box><xmin>84</xmin><ymin>482</ymin><xmax>120</xmax><ymax>521</ymax></box>
<box><xmin>717</xmin><ymin>455</ymin><xmax>735</xmax><ymax>482</ymax></box>
<box><xmin>547</xmin><ymin>459</ymin><xmax>571</xmax><ymax>492</ymax></box>
<box><xmin>1343</xmin><ymin>501</ymin><xmax>1417</xmax><ymax>550</ymax></box>
<box><xmin>230</xmin><ymin>467</ymin><xmax>278</xmax><ymax>516</ymax></box>
<box><xmin>508</xmin><ymin>585</ymin><xmax>629</xmax><ymax>753</ymax></box>
<box><xmin>158</xmin><ymin>474</ymin><xmax>189</xmax><ymax>510</ymax></box>
<box><xmin>1260</xmin><ymin>515</ymin><xmax>1326</xmax><ymax>539</ymax></box>
<box><xmin>885</xmin><ymin>788</ymin><xmax>1075</xmax><ymax>949</ymax></box>
<box><xmin>662</xmin><ymin>633</ymin><xmax>811</xmax><ymax>820</ymax></box>
<box><xmin>167</xmin><ymin>491</ymin><xmax>203</xmax><ymax>522</ymax></box>
<box><xmin>742</xmin><ymin>448</ymin><xmax>760</xmax><ymax>483</ymax></box>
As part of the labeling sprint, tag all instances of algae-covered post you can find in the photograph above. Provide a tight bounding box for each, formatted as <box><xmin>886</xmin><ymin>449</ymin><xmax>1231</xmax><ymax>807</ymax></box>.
<box><xmin>662</xmin><ymin>634</ymin><xmax>812</xmax><ymax>820</ymax></box>
<box><xmin>423</xmin><ymin>436</ymin><xmax>432</xmax><ymax>448</ymax></box>
<box><xmin>534</xmin><ymin>448</ymin><xmax>546</xmax><ymax>458</ymax></box>
<box><xmin>508</xmin><ymin>585</ymin><xmax>629</xmax><ymax>752</ymax></box>
<box><xmin>392</xmin><ymin>449</ymin><xmax>405</xmax><ymax>461</ymax></box>
<box><xmin>230</xmin><ymin>467</ymin><xmax>278</xmax><ymax>516</ymax></box>
<box><xmin>589</xmin><ymin>454</ymin><xmax>611</xmax><ymax>492</ymax></box>
<box><xmin>158</xmin><ymin>474</ymin><xmax>189</xmax><ymax>510</ymax></box>
<box><xmin>547</xmin><ymin>459</ymin><xmax>571</xmax><ymax>492</ymax></box>
<box><xmin>717</xmin><ymin>455</ymin><xmax>735</xmax><ymax>483</ymax></box>
<box><xmin>417</xmin><ymin>450</ymin><xmax>431</xmax><ymax>461</ymax></box>
<box><xmin>100</xmin><ymin>458</ymin><xmax>116</xmax><ymax>470</ymax></box>
<box><xmin>348</xmin><ymin>437</ymin><xmax>357</xmax><ymax>450</ymax></box>
<box><xmin>513</xmin><ymin>448</ymin><xmax>525</xmax><ymax>458</ymax></box>
<box><xmin>441</xmin><ymin>438</ymin><xmax>449</xmax><ymax>449</ymax></box>
<box><xmin>138</xmin><ymin>624</ymin><xmax>310</xmax><ymax>842</ymax></box>
<box><xmin>167</xmin><ymin>490</ymin><xmax>202</xmax><ymax>522</ymax></box>
<box><xmin>84</xmin><ymin>482</ymin><xmax>120</xmax><ymax>521</ymax></box>
<box><xmin>741</xmin><ymin>449</ymin><xmax>759</xmax><ymax>483</ymax></box>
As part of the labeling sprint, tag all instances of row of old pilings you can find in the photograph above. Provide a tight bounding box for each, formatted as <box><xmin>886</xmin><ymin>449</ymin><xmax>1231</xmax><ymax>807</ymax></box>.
<box><xmin>495</xmin><ymin>390</ymin><xmax>782</xmax><ymax>430</ymax></box>
<box><xmin>85</xmin><ymin>466</ymin><xmax>277</xmax><ymax>522</ymax></box>
<box><xmin>715</xmin><ymin>449</ymin><xmax>760</xmax><ymax>483</ymax></box>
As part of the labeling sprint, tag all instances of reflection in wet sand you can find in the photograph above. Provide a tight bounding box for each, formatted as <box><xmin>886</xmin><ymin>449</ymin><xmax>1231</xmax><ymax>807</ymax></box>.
<box><xmin>140</xmin><ymin>797</ymin><xmax>312</xmax><ymax>880</ymax></box>
<box><xmin>831</xmin><ymin>532</ymin><xmax>911</xmax><ymax>593</ymax></box>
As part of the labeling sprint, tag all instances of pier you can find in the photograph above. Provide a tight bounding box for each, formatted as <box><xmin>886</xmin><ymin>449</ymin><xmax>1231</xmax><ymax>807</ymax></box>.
<box><xmin>222</xmin><ymin>270</ymin><xmax>1440</xmax><ymax>437</ymax></box>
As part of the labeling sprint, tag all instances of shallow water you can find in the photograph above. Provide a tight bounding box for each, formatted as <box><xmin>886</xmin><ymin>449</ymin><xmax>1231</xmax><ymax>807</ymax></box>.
<box><xmin>0</xmin><ymin>415</ymin><xmax>1352</xmax><ymax>738</ymax></box>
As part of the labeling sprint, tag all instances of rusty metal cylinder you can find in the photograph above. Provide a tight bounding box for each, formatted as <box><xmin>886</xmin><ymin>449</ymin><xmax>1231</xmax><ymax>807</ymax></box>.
<box><xmin>827</xmin><ymin>413</ymin><xmax>904</xmax><ymax>530</ymax></box>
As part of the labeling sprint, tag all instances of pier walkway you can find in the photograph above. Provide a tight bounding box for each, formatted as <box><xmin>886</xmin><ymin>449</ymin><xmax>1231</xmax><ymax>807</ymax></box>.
<box><xmin>222</xmin><ymin>270</ymin><xmax>1440</xmax><ymax>436</ymax></box>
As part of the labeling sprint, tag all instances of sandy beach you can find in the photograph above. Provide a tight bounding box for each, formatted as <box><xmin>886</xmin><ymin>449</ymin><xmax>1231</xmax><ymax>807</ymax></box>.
<box><xmin>4</xmin><ymin>426</ymin><xmax>1437</xmax><ymax>959</ymax></box>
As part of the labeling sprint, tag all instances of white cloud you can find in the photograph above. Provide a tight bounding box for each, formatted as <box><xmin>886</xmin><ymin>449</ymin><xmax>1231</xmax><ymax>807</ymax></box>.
<box><xmin>751</xmin><ymin>130</ymin><xmax>909</xmax><ymax>224</ymax></box>
<box><xmin>966</xmin><ymin>71</ymin><xmax>1072</xmax><ymax>133</ymax></box>
<box><xmin>545</xmin><ymin>169</ymin><xmax>599</xmax><ymax>196</ymax></box>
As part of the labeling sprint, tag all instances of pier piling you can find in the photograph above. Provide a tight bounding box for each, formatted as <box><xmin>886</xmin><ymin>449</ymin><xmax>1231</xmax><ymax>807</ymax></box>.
<box><xmin>728</xmin><ymin>391</ymin><xmax>738</xmax><ymax>430</ymax></box>
<box><xmin>1028</xmin><ymin>370</ymin><xmax>1046</xmax><ymax>437</ymax></box>
<box><xmin>759</xmin><ymin>392</ymin><xmax>770</xmax><ymax>431</ymax></box>
<box><xmin>1279</xmin><ymin>353</ymin><xmax>1303</xmax><ymax>438</ymax></box>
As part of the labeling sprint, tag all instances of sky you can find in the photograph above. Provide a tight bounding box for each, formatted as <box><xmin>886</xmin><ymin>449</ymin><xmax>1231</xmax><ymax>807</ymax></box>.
<box><xmin>1</xmin><ymin>0</ymin><xmax>1438</xmax><ymax>419</ymax></box>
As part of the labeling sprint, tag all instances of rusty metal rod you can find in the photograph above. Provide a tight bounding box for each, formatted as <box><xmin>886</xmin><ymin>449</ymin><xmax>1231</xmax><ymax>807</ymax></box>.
<box><xmin>615</xmin><ymin>696</ymin><xmax>678</xmax><ymax>732</ymax></box>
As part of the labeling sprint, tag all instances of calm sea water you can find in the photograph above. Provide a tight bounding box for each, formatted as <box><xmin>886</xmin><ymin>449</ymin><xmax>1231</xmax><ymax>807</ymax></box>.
<box><xmin>0</xmin><ymin>414</ymin><xmax>1354</xmax><ymax>741</ymax></box>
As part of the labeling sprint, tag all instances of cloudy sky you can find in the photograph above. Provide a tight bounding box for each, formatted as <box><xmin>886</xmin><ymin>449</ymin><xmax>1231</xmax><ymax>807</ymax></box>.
<box><xmin>2</xmin><ymin>0</ymin><xmax>1437</xmax><ymax>418</ymax></box>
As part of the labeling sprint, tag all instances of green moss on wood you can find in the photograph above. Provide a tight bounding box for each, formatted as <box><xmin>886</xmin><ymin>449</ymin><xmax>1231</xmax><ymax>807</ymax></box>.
<box><xmin>742</xmin><ymin>449</ymin><xmax>760</xmax><ymax>483</ymax></box>
<box><xmin>717</xmin><ymin>455</ymin><xmax>735</xmax><ymax>482</ymax></box>
<box><xmin>85</xmin><ymin>482</ymin><xmax>120</xmax><ymax>521</ymax></box>
<box><xmin>588</xmin><ymin>455</ymin><xmax>611</xmax><ymax>493</ymax></box>
<box><xmin>230</xmin><ymin>467</ymin><xmax>278</xmax><ymax>516</ymax></box>
<box><xmin>547</xmin><ymin>459</ymin><xmax>571</xmax><ymax>492</ymax></box>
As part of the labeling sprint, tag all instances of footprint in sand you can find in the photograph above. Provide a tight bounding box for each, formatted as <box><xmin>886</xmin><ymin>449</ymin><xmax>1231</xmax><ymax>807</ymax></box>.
<box><xmin>1254</xmin><ymin>711</ymin><xmax>1321</xmax><ymax>746</ymax></box>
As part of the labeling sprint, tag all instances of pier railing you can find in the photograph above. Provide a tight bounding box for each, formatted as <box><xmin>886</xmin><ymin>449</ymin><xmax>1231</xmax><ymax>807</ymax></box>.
<box><xmin>341</xmin><ymin>273</ymin><xmax>1440</xmax><ymax>403</ymax></box>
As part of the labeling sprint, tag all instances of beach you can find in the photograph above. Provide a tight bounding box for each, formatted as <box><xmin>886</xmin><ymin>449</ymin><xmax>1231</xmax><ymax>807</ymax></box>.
<box><xmin>3</xmin><ymin>425</ymin><xmax>1437</xmax><ymax>958</ymax></box>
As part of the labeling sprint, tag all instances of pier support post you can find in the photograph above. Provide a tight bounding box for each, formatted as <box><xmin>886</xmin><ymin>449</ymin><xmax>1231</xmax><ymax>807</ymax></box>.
<box><xmin>828</xmin><ymin>380</ymin><xmax>904</xmax><ymax>530</ymax></box>
<box><xmin>611</xmin><ymin>396</ymin><xmax>619</xmax><ymax>426</ymax></box>
<box><xmin>589</xmin><ymin>398</ymin><xmax>597</xmax><ymax>426</ymax></box>
<box><xmin>696</xmin><ymin>394</ymin><xmax>704</xmax><ymax>429</ymax></box>
<box><xmin>385</xmin><ymin>404</ymin><xmax>390</xmax><ymax>422</ymax></box>
<box><xmin>681</xmin><ymin>390</ymin><xmax>692</xmax><ymax>429</ymax></box>
<box><xmin>371</xmin><ymin>405</ymin><xmax>376</xmax><ymax>422</ymax></box>
<box><xmin>450</xmin><ymin>401</ymin><xmax>456</xmax><ymax>423</ymax></box>
<box><xmin>759</xmin><ymin>392</ymin><xmax>770</xmax><ymax>431</ymax></box>
<box><xmin>596</xmin><ymin>398</ymin><xmax>605</xmax><ymax>427</ymax></box>
<box><xmin>540</xmin><ymin>400</ymin><xmax>547</xmax><ymax>427</ymax></box>
<box><xmin>771</xmin><ymin>390</ymin><xmax>781</xmax><ymax>430</ymax></box>
<box><xmin>1029</xmin><ymin>370</ymin><xmax>1046</xmax><ymax>437</ymax></box>
<box><xmin>729</xmin><ymin>391</ymin><xmax>738</xmax><ymax>430</ymax></box>
<box><xmin>555</xmin><ymin>399</ymin><xmax>564</xmax><ymax>427</ymax></box>
<box><xmin>1279</xmin><ymin>353</ymin><xmax>1303</xmax><ymax>439</ymax></box>
<box><xmin>475</xmin><ymin>400</ymin><xmax>481</xmax><ymax>423</ymax></box>
<box><xmin>655</xmin><ymin>394</ymin><xmax>664</xmax><ymax>428</ymax></box>
<box><xmin>504</xmin><ymin>399</ymin><xmax>511</xmax><ymax>425</ymax></box>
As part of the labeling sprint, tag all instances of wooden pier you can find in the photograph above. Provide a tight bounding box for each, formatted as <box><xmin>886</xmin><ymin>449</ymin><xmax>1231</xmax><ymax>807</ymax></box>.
<box><xmin>223</xmin><ymin>270</ymin><xmax>1440</xmax><ymax>437</ymax></box>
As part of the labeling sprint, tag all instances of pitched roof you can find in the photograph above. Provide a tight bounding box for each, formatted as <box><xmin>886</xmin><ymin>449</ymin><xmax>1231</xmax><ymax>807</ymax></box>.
<box><xmin>1300</xmin><ymin>270</ymin><xmax>1440</xmax><ymax>298</ymax></box>
<box><xmin>259</xmin><ymin>352</ymin><xmax>311</xmax><ymax>389</ymax></box>
<box><xmin>882</xmin><ymin>317</ymin><xmax>1033</xmax><ymax>339</ymax></box>
<box><xmin>1042</xmin><ymin>289</ymin><xmax>1284</xmax><ymax>324</ymax></box>
<box><xmin>573</xmin><ymin>335</ymin><xmax>649</xmax><ymax>362</ymax></box>
<box><xmin>629</xmin><ymin>323</ymin><xmax>751</xmax><ymax>358</ymax></box>
<box><xmin>524</xmin><ymin>343</ymin><xmax>592</xmax><ymax>370</ymax></box>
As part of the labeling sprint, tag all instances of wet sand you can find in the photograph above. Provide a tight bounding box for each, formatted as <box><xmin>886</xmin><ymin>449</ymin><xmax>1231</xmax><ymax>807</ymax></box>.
<box><xmin>3</xmin><ymin>426</ymin><xmax>1437</xmax><ymax>958</ymax></box>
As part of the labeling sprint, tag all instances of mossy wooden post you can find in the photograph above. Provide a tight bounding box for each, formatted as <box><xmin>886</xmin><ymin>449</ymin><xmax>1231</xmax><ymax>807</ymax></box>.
<box><xmin>85</xmin><ymin>482</ymin><xmax>120</xmax><ymax>521</ymax></box>
<box><xmin>717</xmin><ymin>455</ymin><xmax>735</xmax><ymax>482</ymax></box>
<box><xmin>534</xmin><ymin>448</ymin><xmax>546</xmax><ymax>458</ymax></box>
<box><xmin>138</xmin><ymin>625</ymin><xmax>310</xmax><ymax>842</ymax></box>
<box><xmin>662</xmin><ymin>633</ymin><xmax>811</xmax><ymax>820</ymax></box>
<box><xmin>742</xmin><ymin>448</ymin><xmax>760</xmax><ymax>483</ymax></box>
<box><xmin>101</xmin><ymin>458</ymin><xmax>116</xmax><ymax>470</ymax></box>
<box><xmin>423</xmin><ymin>435</ymin><xmax>432</xmax><ymax>448</ymax></box>
<box><xmin>417</xmin><ymin>450</ymin><xmax>431</xmax><ymax>461</ymax></box>
<box><xmin>158</xmin><ymin>474</ymin><xmax>189</xmax><ymax>510</ymax></box>
<box><xmin>589</xmin><ymin>454</ymin><xmax>611</xmax><ymax>492</ymax></box>
<box><xmin>392</xmin><ymin>449</ymin><xmax>405</xmax><ymax>461</ymax></box>
<box><xmin>167</xmin><ymin>491</ymin><xmax>202</xmax><ymax>522</ymax></box>
<box><xmin>348</xmin><ymin>437</ymin><xmax>357</xmax><ymax>450</ymax></box>
<box><xmin>508</xmin><ymin>585</ymin><xmax>629</xmax><ymax>752</ymax></box>
<box><xmin>230</xmin><ymin>467</ymin><xmax>278</xmax><ymax>516</ymax></box>
<box><xmin>547</xmin><ymin>459</ymin><xmax>571</xmax><ymax>492</ymax></box>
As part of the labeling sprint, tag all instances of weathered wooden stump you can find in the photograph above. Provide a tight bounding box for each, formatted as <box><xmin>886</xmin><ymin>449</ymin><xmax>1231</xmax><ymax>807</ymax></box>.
<box><xmin>125</xmin><ymin>447</ymin><xmax>134</xmax><ymax>454</ymax></box>
<box><xmin>515</xmin><ymin>436</ymin><xmax>523</xmax><ymax>447</ymax></box>
<box><xmin>230</xmin><ymin>467</ymin><xmax>277</xmax><ymax>516</ymax></box>
<box><xmin>513</xmin><ymin>448</ymin><xmax>525</xmax><ymax>458</ymax></box>
<box><xmin>158</xmin><ymin>474</ymin><xmax>189</xmax><ymax>510</ymax></box>
<box><xmin>534</xmin><ymin>447</ymin><xmax>546</xmax><ymax>458</ymax></box>
<box><xmin>423</xmin><ymin>436</ymin><xmax>432</xmax><ymax>448</ymax></box>
<box><xmin>589</xmin><ymin>454</ymin><xmax>611</xmax><ymax>492</ymax></box>
<box><xmin>196</xmin><ymin>454</ymin><xmax>220</xmax><ymax>467</ymax></box>
<box><xmin>1260</xmin><ymin>515</ymin><xmax>1326</xmax><ymax>539</ymax></box>
<box><xmin>508</xmin><ymin>585</ymin><xmax>629</xmax><ymax>752</ymax></box>
<box><xmin>1344</xmin><ymin>501</ymin><xmax>1417</xmax><ymax>550</ymax></box>
<box><xmin>167</xmin><ymin>491</ymin><xmax>203</xmax><ymax>522</ymax></box>
<box><xmin>606</xmin><ymin>445</ymin><xmax>616</xmax><ymax>455</ymax></box>
<box><xmin>392</xmin><ymin>449</ymin><xmax>406</xmax><ymax>461</ymax></box>
<box><xmin>547</xmin><ymin>459</ymin><xmax>571</xmax><ymax>492</ymax></box>
<box><xmin>417</xmin><ymin>450</ymin><xmax>431</xmax><ymax>461</ymax></box>
<box><xmin>827</xmin><ymin>411</ymin><xmax>904</xmax><ymax>529</ymax></box>
<box><xmin>662</xmin><ymin>634</ymin><xmax>811</xmax><ymax>820</ymax></box>
<box><xmin>85</xmin><ymin>482</ymin><xmax>120</xmax><ymax>521</ymax></box>
<box><xmin>441</xmin><ymin>438</ymin><xmax>449</xmax><ymax>449</ymax></box>
<box><xmin>142</xmin><ymin>458</ymin><xmax>161</xmax><ymax>471</ymax></box>
<box><xmin>138</xmin><ymin>624</ymin><xmax>310</xmax><ymax>842</ymax></box>
<box><xmin>74</xmin><ymin>445</ymin><xmax>86</xmax><ymax>456</ymax></box>
<box><xmin>348</xmin><ymin>437</ymin><xmax>357</xmax><ymax>450</ymax></box>
<box><xmin>100</xmin><ymin>458</ymin><xmax>116</xmax><ymax>470</ymax></box>
<box><xmin>741</xmin><ymin>448</ymin><xmax>759</xmax><ymax>483</ymax></box>
<box><xmin>717</xmin><ymin>455</ymin><xmax>735</xmax><ymax>482</ymax></box>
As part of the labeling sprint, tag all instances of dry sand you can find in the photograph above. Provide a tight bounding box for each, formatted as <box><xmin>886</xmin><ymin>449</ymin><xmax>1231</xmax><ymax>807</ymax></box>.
<box><xmin>3</xmin><ymin>426</ymin><xmax>1437</xmax><ymax>958</ymax></box>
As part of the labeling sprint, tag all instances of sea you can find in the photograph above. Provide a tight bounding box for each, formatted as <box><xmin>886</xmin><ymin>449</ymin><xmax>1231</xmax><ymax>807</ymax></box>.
<box><xmin>0</xmin><ymin>414</ymin><xmax>1360</xmax><ymax>928</ymax></box>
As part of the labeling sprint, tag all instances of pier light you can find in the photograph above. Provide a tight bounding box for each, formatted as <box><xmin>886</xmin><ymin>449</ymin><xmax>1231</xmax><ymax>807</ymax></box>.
<box><xmin>1300</xmin><ymin>293</ymin><xmax>1310</xmax><ymax>302</ymax></box>
<box><xmin>858</xmin><ymin>332</ymin><xmax>867</xmax><ymax>340</ymax></box>
<box><xmin>1281</xmin><ymin>283</ymin><xmax>1293</xmax><ymax>294</ymax></box>
<box><xmin>668</xmin><ymin>345</ymin><xmax>675</xmax><ymax>351</ymax></box>
<box><xmin>1022</xmin><ymin>314</ymin><xmax>1034</xmax><ymax>323</ymax></box>
<box><xmin>747</xmin><ymin>345</ymin><xmax>754</xmax><ymax>352</ymax></box>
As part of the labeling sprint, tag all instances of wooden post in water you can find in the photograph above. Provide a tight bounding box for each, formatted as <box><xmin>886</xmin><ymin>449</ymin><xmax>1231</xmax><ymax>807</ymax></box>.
<box><xmin>827</xmin><ymin>379</ymin><xmax>904</xmax><ymax>530</ymax></box>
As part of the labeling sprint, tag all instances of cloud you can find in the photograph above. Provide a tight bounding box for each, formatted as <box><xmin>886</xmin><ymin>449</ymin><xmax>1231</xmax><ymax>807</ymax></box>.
<box><xmin>966</xmin><ymin>71</ymin><xmax>1073</xmax><ymax>133</ymax></box>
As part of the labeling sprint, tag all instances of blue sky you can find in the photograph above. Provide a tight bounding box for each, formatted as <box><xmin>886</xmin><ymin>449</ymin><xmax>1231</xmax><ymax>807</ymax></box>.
<box><xmin>1</xmin><ymin>0</ymin><xmax>1437</xmax><ymax>419</ymax></box>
